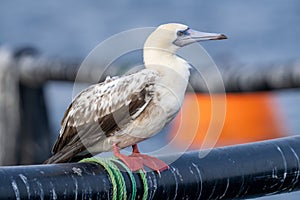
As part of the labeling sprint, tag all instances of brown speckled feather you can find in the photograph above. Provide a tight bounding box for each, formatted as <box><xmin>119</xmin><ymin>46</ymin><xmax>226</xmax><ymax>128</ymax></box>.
<box><xmin>45</xmin><ymin>69</ymin><xmax>159</xmax><ymax>164</ymax></box>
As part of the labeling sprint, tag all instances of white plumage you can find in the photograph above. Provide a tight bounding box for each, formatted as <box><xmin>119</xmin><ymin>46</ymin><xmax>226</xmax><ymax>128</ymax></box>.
<box><xmin>45</xmin><ymin>23</ymin><xmax>226</xmax><ymax>171</ymax></box>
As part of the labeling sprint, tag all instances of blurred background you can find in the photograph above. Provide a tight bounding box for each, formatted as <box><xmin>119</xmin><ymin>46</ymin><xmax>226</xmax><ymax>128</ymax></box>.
<box><xmin>1</xmin><ymin>0</ymin><xmax>300</xmax><ymax>199</ymax></box>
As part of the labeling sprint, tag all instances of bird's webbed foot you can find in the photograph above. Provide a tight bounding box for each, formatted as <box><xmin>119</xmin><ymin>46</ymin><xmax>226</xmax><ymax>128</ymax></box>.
<box><xmin>113</xmin><ymin>144</ymin><xmax>169</xmax><ymax>173</ymax></box>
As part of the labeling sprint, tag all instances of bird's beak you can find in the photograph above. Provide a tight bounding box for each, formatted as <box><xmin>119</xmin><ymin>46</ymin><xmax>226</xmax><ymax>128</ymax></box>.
<box><xmin>189</xmin><ymin>29</ymin><xmax>227</xmax><ymax>41</ymax></box>
<box><xmin>174</xmin><ymin>29</ymin><xmax>227</xmax><ymax>47</ymax></box>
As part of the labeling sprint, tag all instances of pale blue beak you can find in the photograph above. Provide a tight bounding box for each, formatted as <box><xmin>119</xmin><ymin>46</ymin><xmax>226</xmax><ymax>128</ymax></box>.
<box><xmin>174</xmin><ymin>28</ymin><xmax>227</xmax><ymax>47</ymax></box>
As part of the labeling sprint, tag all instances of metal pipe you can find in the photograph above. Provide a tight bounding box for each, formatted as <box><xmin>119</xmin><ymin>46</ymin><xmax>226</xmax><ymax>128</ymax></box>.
<box><xmin>1</xmin><ymin>136</ymin><xmax>300</xmax><ymax>199</ymax></box>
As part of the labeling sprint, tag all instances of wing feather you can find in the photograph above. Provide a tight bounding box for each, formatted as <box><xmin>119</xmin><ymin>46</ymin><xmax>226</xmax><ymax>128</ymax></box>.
<box><xmin>52</xmin><ymin>69</ymin><xmax>159</xmax><ymax>156</ymax></box>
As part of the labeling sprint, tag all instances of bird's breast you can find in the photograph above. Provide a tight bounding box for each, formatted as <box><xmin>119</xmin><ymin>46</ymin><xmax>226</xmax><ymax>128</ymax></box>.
<box><xmin>153</xmin><ymin>86</ymin><xmax>183</xmax><ymax>116</ymax></box>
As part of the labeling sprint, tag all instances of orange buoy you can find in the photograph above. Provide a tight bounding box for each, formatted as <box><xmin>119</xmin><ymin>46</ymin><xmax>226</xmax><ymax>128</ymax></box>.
<box><xmin>169</xmin><ymin>92</ymin><xmax>286</xmax><ymax>150</ymax></box>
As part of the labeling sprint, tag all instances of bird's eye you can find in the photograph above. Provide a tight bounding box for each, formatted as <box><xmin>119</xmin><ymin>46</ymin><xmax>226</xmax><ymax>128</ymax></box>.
<box><xmin>177</xmin><ymin>31</ymin><xmax>184</xmax><ymax>37</ymax></box>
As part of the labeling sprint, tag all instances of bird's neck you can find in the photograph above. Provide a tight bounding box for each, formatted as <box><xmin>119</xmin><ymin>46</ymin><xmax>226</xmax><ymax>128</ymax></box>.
<box><xmin>143</xmin><ymin>49</ymin><xmax>190</xmax><ymax>103</ymax></box>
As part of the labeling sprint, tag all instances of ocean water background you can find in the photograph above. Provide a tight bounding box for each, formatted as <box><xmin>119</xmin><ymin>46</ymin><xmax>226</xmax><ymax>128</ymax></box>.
<box><xmin>1</xmin><ymin>0</ymin><xmax>300</xmax><ymax>199</ymax></box>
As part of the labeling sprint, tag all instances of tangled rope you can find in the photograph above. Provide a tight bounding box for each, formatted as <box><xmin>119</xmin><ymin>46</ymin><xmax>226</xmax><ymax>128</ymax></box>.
<box><xmin>80</xmin><ymin>157</ymin><xmax>148</xmax><ymax>200</ymax></box>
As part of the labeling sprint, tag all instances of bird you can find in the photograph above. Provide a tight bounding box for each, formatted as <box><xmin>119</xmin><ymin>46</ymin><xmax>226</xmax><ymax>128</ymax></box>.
<box><xmin>44</xmin><ymin>23</ymin><xmax>227</xmax><ymax>172</ymax></box>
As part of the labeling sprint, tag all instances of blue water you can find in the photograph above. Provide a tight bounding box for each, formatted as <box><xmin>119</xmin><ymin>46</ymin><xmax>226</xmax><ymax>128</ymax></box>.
<box><xmin>1</xmin><ymin>0</ymin><xmax>300</xmax><ymax>63</ymax></box>
<box><xmin>2</xmin><ymin>1</ymin><xmax>300</xmax><ymax>199</ymax></box>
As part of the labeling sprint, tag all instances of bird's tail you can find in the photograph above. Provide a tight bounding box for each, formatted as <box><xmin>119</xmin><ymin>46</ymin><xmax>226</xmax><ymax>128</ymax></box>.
<box><xmin>44</xmin><ymin>151</ymin><xmax>68</xmax><ymax>164</ymax></box>
<box><xmin>44</xmin><ymin>144</ymin><xmax>87</xmax><ymax>164</ymax></box>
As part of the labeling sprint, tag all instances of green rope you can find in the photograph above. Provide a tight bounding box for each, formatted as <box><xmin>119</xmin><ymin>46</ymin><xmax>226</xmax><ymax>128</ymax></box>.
<box><xmin>80</xmin><ymin>157</ymin><xmax>149</xmax><ymax>200</ymax></box>
<box><xmin>80</xmin><ymin>157</ymin><xmax>126</xmax><ymax>200</ymax></box>
<box><xmin>111</xmin><ymin>158</ymin><xmax>137</xmax><ymax>200</ymax></box>
<box><xmin>107</xmin><ymin>159</ymin><xmax>127</xmax><ymax>200</ymax></box>
<box><xmin>138</xmin><ymin>169</ymin><xmax>148</xmax><ymax>200</ymax></box>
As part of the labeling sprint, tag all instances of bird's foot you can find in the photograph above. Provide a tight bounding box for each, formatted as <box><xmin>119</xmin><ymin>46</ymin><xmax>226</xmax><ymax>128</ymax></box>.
<box><xmin>115</xmin><ymin>153</ymin><xmax>144</xmax><ymax>171</ymax></box>
<box><xmin>113</xmin><ymin>144</ymin><xmax>169</xmax><ymax>173</ymax></box>
<box><xmin>130</xmin><ymin>152</ymin><xmax>169</xmax><ymax>173</ymax></box>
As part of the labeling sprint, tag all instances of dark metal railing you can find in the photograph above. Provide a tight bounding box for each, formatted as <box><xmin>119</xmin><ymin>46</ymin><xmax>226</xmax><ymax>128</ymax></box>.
<box><xmin>1</xmin><ymin>136</ymin><xmax>300</xmax><ymax>199</ymax></box>
<box><xmin>12</xmin><ymin>47</ymin><xmax>300</xmax><ymax>93</ymax></box>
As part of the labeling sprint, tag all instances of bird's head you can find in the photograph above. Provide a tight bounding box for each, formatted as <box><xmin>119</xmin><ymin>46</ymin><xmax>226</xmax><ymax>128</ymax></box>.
<box><xmin>144</xmin><ymin>23</ymin><xmax>227</xmax><ymax>54</ymax></box>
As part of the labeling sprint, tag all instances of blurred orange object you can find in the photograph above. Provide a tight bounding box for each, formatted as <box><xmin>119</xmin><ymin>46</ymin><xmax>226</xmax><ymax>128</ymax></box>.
<box><xmin>169</xmin><ymin>93</ymin><xmax>286</xmax><ymax>149</ymax></box>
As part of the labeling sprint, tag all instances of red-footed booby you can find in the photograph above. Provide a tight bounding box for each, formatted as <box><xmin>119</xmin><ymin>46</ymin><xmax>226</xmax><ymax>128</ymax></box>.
<box><xmin>44</xmin><ymin>23</ymin><xmax>227</xmax><ymax>172</ymax></box>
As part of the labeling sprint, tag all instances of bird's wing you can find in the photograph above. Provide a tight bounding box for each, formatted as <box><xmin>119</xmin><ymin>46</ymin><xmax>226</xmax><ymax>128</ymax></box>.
<box><xmin>52</xmin><ymin>69</ymin><xmax>159</xmax><ymax>154</ymax></box>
